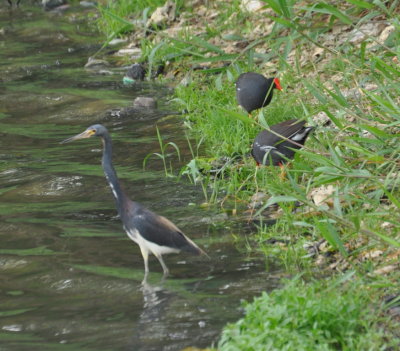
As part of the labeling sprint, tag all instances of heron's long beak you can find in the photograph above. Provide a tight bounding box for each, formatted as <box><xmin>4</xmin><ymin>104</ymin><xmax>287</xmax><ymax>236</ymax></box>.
<box><xmin>60</xmin><ymin>129</ymin><xmax>95</xmax><ymax>144</ymax></box>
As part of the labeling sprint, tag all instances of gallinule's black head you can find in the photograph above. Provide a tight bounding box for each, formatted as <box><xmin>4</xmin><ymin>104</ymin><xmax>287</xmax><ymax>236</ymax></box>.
<box><xmin>252</xmin><ymin>119</ymin><xmax>314</xmax><ymax>166</ymax></box>
<box><xmin>235</xmin><ymin>72</ymin><xmax>282</xmax><ymax>114</ymax></box>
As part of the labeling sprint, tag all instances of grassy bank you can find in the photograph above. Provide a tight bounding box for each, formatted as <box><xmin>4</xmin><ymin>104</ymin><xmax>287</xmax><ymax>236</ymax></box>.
<box><xmin>95</xmin><ymin>0</ymin><xmax>399</xmax><ymax>349</ymax></box>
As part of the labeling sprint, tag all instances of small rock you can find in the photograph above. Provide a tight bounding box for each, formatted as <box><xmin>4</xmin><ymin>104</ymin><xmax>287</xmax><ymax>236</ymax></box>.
<box><xmin>364</xmin><ymin>249</ymin><xmax>383</xmax><ymax>260</ymax></box>
<box><xmin>312</xmin><ymin>111</ymin><xmax>330</xmax><ymax>126</ymax></box>
<box><xmin>108</xmin><ymin>38</ymin><xmax>128</xmax><ymax>46</ymax></box>
<box><xmin>379</xmin><ymin>25</ymin><xmax>395</xmax><ymax>43</ymax></box>
<box><xmin>240</xmin><ymin>0</ymin><xmax>264</xmax><ymax>12</ymax></box>
<box><xmin>147</xmin><ymin>0</ymin><xmax>176</xmax><ymax>28</ymax></box>
<box><xmin>84</xmin><ymin>57</ymin><xmax>110</xmax><ymax>70</ymax></box>
<box><xmin>199</xmin><ymin>212</ymin><xmax>228</xmax><ymax>224</ymax></box>
<box><xmin>373</xmin><ymin>265</ymin><xmax>398</xmax><ymax>275</ymax></box>
<box><xmin>125</xmin><ymin>63</ymin><xmax>146</xmax><ymax>82</ymax></box>
<box><xmin>248</xmin><ymin>192</ymin><xmax>268</xmax><ymax>209</ymax></box>
<box><xmin>42</xmin><ymin>0</ymin><xmax>66</xmax><ymax>10</ymax></box>
<box><xmin>348</xmin><ymin>22</ymin><xmax>386</xmax><ymax>45</ymax></box>
<box><xmin>115</xmin><ymin>48</ymin><xmax>142</xmax><ymax>59</ymax></box>
<box><xmin>312</xmin><ymin>47</ymin><xmax>324</xmax><ymax>61</ymax></box>
<box><xmin>342</xmin><ymin>88</ymin><xmax>361</xmax><ymax>100</ymax></box>
<box><xmin>360</xmin><ymin>130</ymin><xmax>374</xmax><ymax>139</ymax></box>
<box><xmin>79</xmin><ymin>0</ymin><xmax>97</xmax><ymax>8</ymax></box>
<box><xmin>310</xmin><ymin>185</ymin><xmax>335</xmax><ymax>207</ymax></box>
<box><xmin>97</xmin><ymin>70</ymin><xmax>113</xmax><ymax>75</ymax></box>
<box><xmin>315</xmin><ymin>254</ymin><xmax>326</xmax><ymax>266</ymax></box>
<box><xmin>381</xmin><ymin>221</ymin><xmax>394</xmax><ymax>230</ymax></box>
<box><xmin>179</xmin><ymin>73</ymin><xmax>192</xmax><ymax>87</ymax></box>
<box><xmin>362</xmin><ymin>82</ymin><xmax>378</xmax><ymax>91</ymax></box>
<box><xmin>133</xmin><ymin>97</ymin><xmax>157</xmax><ymax>109</ymax></box>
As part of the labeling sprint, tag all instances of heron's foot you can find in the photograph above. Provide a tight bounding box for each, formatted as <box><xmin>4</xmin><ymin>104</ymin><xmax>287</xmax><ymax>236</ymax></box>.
<box><xmin>141</xmin><ymin>271</ymin><xmax>149</xmax><ymax>286</ymax></box>
<box><xmin>160</xmin><ymin>269</ymin><xmax>169</xmax><ymax>283</ymax></box>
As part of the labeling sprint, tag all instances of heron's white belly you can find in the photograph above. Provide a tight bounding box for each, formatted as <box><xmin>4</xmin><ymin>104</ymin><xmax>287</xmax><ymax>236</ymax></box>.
<box><xmin>125</xmin><ymin>228</ymin><xmax>180</xmax><ymax>255</ymax></box>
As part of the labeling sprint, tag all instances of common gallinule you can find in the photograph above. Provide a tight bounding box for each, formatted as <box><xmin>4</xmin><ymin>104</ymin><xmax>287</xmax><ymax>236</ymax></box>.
<box><xmin>235</xmin><ymin>72</ymin><xmax>282</xmax><ymax>114</ymax></box>
<box><xmin>61</xmin><ymin>125</ymin><xmax>206</xmax><ymax>281</ymax></box>
<box><xmin>252</xmin><ymin>119</ymin><xmax>314</xmax><ymax>165</ymax></box>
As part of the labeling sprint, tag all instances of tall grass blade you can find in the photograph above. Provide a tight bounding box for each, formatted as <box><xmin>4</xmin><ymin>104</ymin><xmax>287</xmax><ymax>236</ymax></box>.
<box><xmin>315</xmin><ymin>220</ymin><xmax>348</xmax><ymax>256</ymax></box>
<box><xmin>306</xmin><ymin>3</ymin><xmax>353</xmax><ymax>25</ymax></box>
<box><xmin>345</xmin><ymin>0</ymin><xmax>375</xmax><ymax>9</ymax></box>
<box><xmin>216</xmin><ymin>107</ymin><xmax>254</xmax><ymax>125</ymax></box>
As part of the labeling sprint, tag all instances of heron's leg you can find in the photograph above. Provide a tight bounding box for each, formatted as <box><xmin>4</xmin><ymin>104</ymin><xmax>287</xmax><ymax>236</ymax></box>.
<box><xmin>139</xmin><ymin>246</ymin><xmax>150</xmax><ymax>285</ymax></box>
<box><xmin>139</xmin><ymin>245</ymin><xmax>150</xmax><ymax>273</ymax></box>
<box><xmin>154</xmin><ymin>253</ymin><xmax>169</xmax><ymax>277</ymax></box>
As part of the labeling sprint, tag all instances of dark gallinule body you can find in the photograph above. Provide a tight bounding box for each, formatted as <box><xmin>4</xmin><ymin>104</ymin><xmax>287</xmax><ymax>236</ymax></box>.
<box><xmin>61</xmin><ymin>125</ymin><xmax>206</xmax><ymax>280</ymax></box>
<box><xmin>235</xmin><ymin>72</ymin><xmax>282</xmax><ymax>114</ymax></box>
<box><xmin>252</xmin><ymin>119</ymin><xmax>314</xmax><ymax>166</ymax></box>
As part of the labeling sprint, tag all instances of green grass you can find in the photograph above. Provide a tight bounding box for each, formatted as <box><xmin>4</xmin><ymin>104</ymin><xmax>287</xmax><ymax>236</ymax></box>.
<box><xmin>218</xmin><ymin>273</ymin><xmax>399</xmax><ymax>351</ymax></box>
<box><xmin>169</xmin><ymin>0</ymin><xmax>400</xmax><ymax>259</ymax></box>
<box><xmin>94</xmin><ymin>0</ymin><xmax>400</xmax><ymax>349</ymax></box>
<box><xmin>96</xmin><ymin>0</ymin><xmax>165</xmax><ymax>39</ymax></box>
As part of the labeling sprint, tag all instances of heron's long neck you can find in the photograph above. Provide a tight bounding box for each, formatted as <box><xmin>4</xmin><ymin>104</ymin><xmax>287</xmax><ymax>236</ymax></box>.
<box><xmin>101</xmin><ymin>134</ymin><xmax>126</xmax><ymax>213</ymax></box>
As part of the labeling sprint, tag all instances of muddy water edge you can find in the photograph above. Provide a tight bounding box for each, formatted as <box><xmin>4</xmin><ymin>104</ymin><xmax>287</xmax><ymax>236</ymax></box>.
<box><xmin>0</xmin><ymin>4</ymin><xmax>282</xmax><ymax>351</ymax></box>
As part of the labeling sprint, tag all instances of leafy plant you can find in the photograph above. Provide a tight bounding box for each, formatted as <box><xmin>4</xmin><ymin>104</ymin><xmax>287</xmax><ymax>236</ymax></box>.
<box><xmin>218</xmin><ymin>274</ymin><xmax>399</xmax><ymax>351</ymax></box>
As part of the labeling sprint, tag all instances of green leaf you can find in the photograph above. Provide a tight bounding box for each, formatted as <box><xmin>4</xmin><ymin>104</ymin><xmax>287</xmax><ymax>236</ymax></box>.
<box><xmin>359</xmin><ymin>124</ymin><xmax>393</xmax><ymax>139</ymax></box>
<box><xmin>323</xmin><ymin>108</ymin><xmax>345</xmax><ymax>129</ymax></box>
<box><xmin>303</xmin><ymin>81</ymin><xmax>328</xmax><ymax>104</ymax></box>
<box><xmin>345</xmin><ymin>0</ymin><xmax>375</xmax><ymax>9</ymax></box>
<box><xmin>265</xmin><ymin>15</ymin><xmax>296</xmax><ymax>29</ymax></box>
<box><xmin>166</xmin><ymin>141</ymin><xmax>181</xmax><ymax>161</ymax></box>
<box><xmin>264</xmin><ymin>195</ymin><xmax>298</xmax><ymax>207</ymax></box>
<box><xmin>372</xmin><ymin>57</ymin><xmax>400</xmax><ymax>78</ymax></box>
<box><xmin>308</xmin><ymin>3</ymin><xmax>353</xmax><ymax>25</ymax></box>
<box><xmin>370</xmin><ymin>230</ymin><xmax>400</xmax><ymax>248</ymax></box>
<box><xmin>193</xmin><ymin>53</ymin><xmax>238</xmax><ymax>63</ymax></box>
<box><xmin>279</xmin><ymin>0</ymin><xmax>293</xmax><ymax>18</ymax></box>
<box><xmin>190</xmin><ymin>36</ymin><xmax>225</xmax><ymax>54</ymax></box>
<box><xmin>381</xmin><ymin>187</ymin><xmax>400</xmax><ymax>210</ymax></box>
<box><xmin>215</xmin><ymin>74</ymin><xmax>223</xmax><ymax>90</ymax></box>
<box><xmin>315</xmin><ymin>220</ymin><xmax>348</xmax><ymax>256</ymax></box>
<box><xmin>262</xmin><ymin>0</ymin><xmax>284</xmax><ymax>16</ymax></box>
<box><xmin>216</xmin><ymin>107</ymin><xmax>254</xmax><ymax>125</ymax></box>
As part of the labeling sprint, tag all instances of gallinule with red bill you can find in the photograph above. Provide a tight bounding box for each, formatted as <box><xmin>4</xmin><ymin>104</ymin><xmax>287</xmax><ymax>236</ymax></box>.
<box><xmin>236</xmin><ymin>72</ymin><xmax>282</xmax><ymax>114</ymax></box>
<box><xmin>252</xmin><ymin>119</ymin><xmax>314</xmax><ymax>166</ymax></box>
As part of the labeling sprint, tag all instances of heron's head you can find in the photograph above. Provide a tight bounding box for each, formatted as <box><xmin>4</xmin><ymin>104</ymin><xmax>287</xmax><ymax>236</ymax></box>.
<box><xmin>61</xmin><ymin>124</ymin><xmax>108</xmax><ymax>144</ymax></box>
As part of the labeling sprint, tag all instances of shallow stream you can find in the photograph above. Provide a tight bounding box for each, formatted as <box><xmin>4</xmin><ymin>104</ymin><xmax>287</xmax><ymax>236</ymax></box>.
<box><xmin>0</xmin><ymin>5</ymin><xmax>282</xmax><ymax>350</ymax></box>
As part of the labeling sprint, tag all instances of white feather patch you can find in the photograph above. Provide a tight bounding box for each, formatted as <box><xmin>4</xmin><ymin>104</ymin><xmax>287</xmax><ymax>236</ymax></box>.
<box><xmin>291</xmin><ymin>127</ymin><xmax>313</xmax><ymax>141</ymax></box>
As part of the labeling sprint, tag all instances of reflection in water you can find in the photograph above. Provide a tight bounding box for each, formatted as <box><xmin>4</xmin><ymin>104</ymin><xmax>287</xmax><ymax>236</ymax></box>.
<box><xmin>134</xmin><ymin>281</ymin><xmax>172</xmax><ymax>350</ymax></box>
<box><xmin>0</xmin><ymin>4</ymin><xmax>283</xmax><ymax>351</ymax></box>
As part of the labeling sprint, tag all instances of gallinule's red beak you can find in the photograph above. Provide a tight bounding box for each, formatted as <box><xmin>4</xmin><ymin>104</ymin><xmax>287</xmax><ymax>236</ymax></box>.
<box><xmin>273</xmin><ymin>78</ymin><xmax>282</xmax><ymax>91</ymax></box>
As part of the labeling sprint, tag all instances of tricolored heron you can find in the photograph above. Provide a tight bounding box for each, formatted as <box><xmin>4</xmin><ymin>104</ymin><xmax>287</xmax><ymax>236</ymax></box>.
<box><xmin>61</xmin><ymin>124</ymin><xmax>206</xmax><ymax>280</ymax></box>
<box><xmin>251</xmin><ymin>119</ymin><xmax>314</xmax><ymax>165</ymax></box>
<box><xmin>235</xmin><ymin>72</ymin><xmax>282</xmax><ymax>114</ymax></box>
